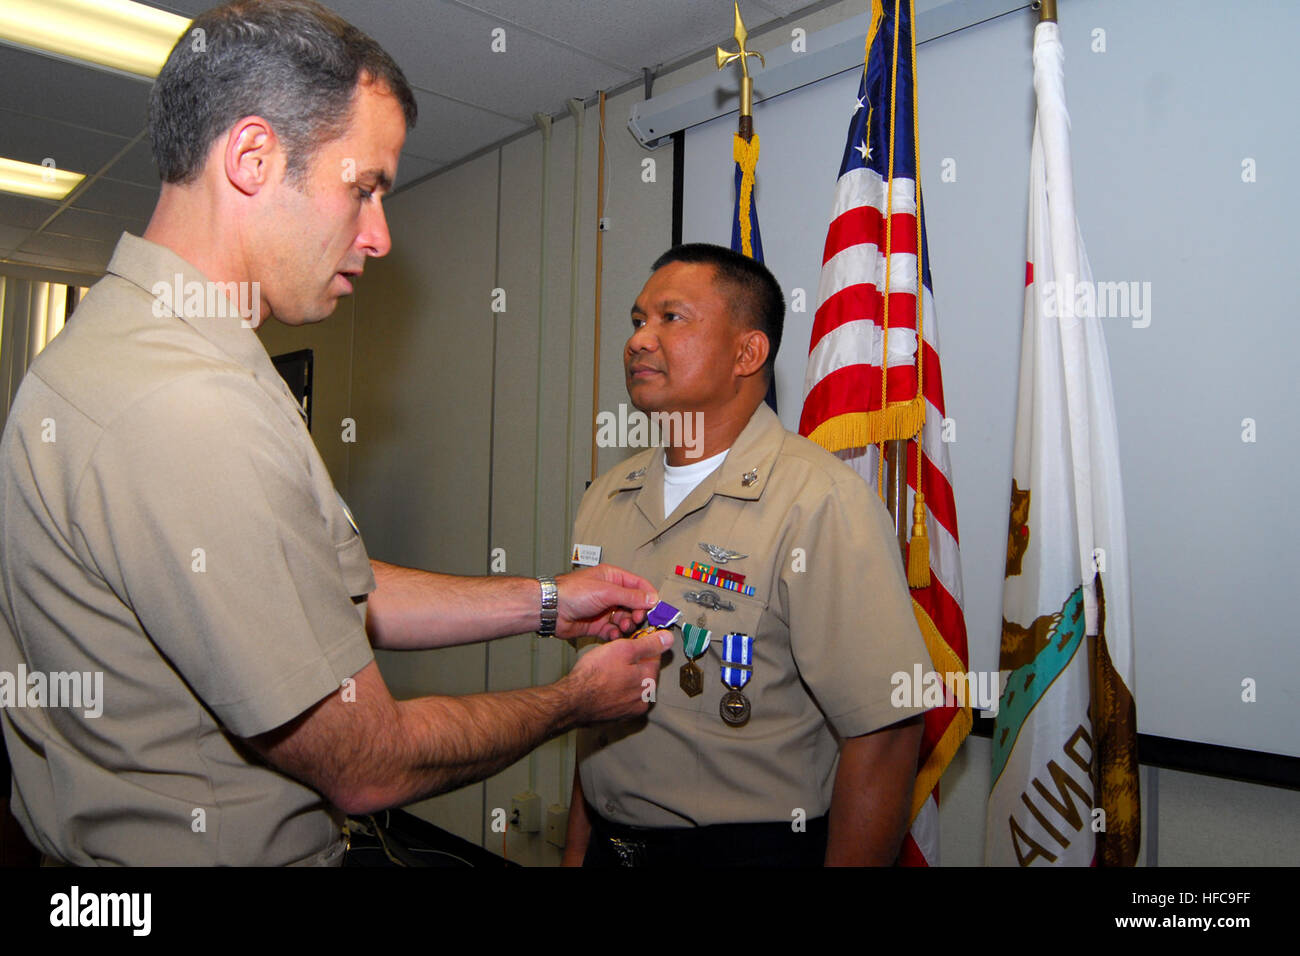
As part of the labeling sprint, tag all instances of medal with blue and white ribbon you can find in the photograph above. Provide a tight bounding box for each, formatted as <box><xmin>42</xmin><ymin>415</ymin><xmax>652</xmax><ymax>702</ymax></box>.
<box><xmin>679</xmin><ymin>622</ymin><xmax>711</xmax><ymax>697</ymax></box>
<box><xmin>719</xmin><ymin>632</ymin><xmax>753</xmax><ymax>726</ymax></box>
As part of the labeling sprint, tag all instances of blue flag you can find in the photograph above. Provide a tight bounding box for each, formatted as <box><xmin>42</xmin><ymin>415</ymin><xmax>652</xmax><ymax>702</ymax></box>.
<box><xmin>730</xmin><ymin>133</ymin><xmax>776</xmax><ymax>411</ymax></box>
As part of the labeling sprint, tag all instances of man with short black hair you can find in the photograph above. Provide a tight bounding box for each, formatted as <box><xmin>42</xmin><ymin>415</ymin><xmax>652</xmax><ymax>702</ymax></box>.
<box><xmin>0</xmin><ymin>0</ymin><xmax>667</xmax><ymax>866</ymax></box>
<box><xmin>564</xmin><ymin>244</ymin><xmax>931</xmax><ymax>866</ymax></box>
<box><xmin>647</xmin><ymin>243</ymin><xmax>785</xmax><ymax>380</ymax></box>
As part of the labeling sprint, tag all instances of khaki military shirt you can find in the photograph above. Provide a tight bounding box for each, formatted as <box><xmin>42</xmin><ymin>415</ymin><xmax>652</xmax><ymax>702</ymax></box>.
<box><xmin>575</xmin><ymin>403</ymin><xmax>930</xmax><ymax>828</ymax></box>
<box><xmin>0</xmin><ymin>233</ymin><xmax>375</xmax><ymax>865</ymax></box>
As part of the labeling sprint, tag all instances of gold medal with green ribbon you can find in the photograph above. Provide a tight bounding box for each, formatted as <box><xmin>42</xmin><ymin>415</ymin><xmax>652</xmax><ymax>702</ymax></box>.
<box><xmin>679</xmin><ymin>622</ymin><xmax>711</xmax><ymax>698</ymax></box>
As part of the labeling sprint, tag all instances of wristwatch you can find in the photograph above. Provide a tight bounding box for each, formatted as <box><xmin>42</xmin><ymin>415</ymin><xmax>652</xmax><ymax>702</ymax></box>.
<box><xmin>537</xmin><ymin>575</ymin><xmax>558</xmax><ymax>637</ymax></box>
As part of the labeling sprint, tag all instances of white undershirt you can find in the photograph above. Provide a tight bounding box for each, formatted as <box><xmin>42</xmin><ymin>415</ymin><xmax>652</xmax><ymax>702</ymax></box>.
<box><xmin>662</xmin><ymin>448</ymin><xmax>728</xmax><ymax>519</ymax></box>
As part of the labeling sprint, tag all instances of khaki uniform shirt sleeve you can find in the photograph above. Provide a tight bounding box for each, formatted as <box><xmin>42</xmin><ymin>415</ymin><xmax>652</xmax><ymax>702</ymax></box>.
<box><xmin>782</xmin><ymin>468</ymin><xmax>931</xmax><ymax>739</ymax></box>
<box><xmin>73</xmin><ymin>371</ymin><xmax>374</xmax><ymax>738</ymax></box>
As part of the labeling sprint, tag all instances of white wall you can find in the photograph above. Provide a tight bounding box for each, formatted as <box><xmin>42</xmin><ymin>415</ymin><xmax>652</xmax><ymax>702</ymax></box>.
<box><xmin>675</xmin><ymin>0</ymin><xmax>1300</xmax><ymax>864</ymax></box>
<box><xmin>683</xmin><ymin>0</ymin><xmax>1300</xmax><ymax>761</ymax></box>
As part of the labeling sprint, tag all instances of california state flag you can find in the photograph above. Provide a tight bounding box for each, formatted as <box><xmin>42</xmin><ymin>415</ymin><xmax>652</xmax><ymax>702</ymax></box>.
<box><xmin>984</xmin><ymin>19</ymin><xmax>1140</xmax><ymax>867</ymax></box>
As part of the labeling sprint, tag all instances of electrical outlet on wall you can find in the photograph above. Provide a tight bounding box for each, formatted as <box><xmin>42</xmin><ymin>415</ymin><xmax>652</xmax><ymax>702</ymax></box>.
<box><xmin>512</xmin><ymin>791</ymin><xmax>541</xmax><ymax>833</ymax></box>
<box><xmin>545</xmin><ymin>804</ymin><xmax>568</xmax><ymax>849</ymax></box>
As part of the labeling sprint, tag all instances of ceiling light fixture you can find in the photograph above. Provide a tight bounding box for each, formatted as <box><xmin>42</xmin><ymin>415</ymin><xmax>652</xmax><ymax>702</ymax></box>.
<box><xmin>0</xmin><ymin>156</ymin><xmax>86</xmax><ymax>201</ymax></box>
<box><xmin>0</xmin><ymin>0</ymin><xmax>190</xmax><ymax>80</ymax></box>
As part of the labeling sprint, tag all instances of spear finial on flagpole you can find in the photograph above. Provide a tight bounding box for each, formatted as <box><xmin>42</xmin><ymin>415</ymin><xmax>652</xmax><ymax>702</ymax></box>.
<box><xmin>715</xmin><ymin>2</ymin><xmax>765</xmax><ymax>139</ymax></box>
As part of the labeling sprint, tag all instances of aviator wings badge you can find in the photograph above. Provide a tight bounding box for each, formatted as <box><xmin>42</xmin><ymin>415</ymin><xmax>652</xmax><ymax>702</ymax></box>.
<box><xmin>699</xmin><ymin>543</ymin><xmax>747</xmax><ymax>564</ymax></box>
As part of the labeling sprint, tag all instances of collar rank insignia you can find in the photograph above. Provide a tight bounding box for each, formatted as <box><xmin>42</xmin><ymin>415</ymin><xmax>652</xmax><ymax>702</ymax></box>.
<box><xmin>741</xmin><ymin>468</ymin><xmax>759</xmax><ymax>487</ymax></box>
<box><xmin>625</xmin><ymin>466</ymin><xmax>647</xmax><ymax>480</ymax></box>
<box><xmin>699</xmin><ymin>542</ymin><xmax>747</xmax><ymax>564</ymax></box>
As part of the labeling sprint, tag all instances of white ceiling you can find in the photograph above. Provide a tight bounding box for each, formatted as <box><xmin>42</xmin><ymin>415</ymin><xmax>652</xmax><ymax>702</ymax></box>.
<box><xmin>0</xmin><ymin>0</ymin><xmax>828</xmax><ymax>277</ymax></box>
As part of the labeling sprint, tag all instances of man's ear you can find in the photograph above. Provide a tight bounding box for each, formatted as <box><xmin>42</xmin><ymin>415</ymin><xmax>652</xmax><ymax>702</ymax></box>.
<box><xmin>223</xmin><ymin>116</ymin><xmax>279</xmax><ymax>197</ymax></box>
<box><xmin>735</xmin><ymin>327</ymin><xmax>771</xmax><ymax>379</ymax></box>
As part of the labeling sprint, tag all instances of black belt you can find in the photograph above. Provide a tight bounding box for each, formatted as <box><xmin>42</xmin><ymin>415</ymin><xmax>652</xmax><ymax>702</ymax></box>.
<box><xmin>585</xmin><ymin>810</ymin><xmax>828</xmax><ymax>867</ymax></box>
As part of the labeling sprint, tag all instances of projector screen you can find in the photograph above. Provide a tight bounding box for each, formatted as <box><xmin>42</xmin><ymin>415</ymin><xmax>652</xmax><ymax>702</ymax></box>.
<box><xmin>680</xmin><ymin>0</ymin><xmax>1299</xmax><ymax>760</ymax></box>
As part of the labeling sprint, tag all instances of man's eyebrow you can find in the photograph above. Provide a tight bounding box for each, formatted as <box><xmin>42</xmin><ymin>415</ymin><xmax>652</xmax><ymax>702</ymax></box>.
<box><xmin>358</xmin><ymin>168</ymin><xmax>394</xmax><ymax>192</ymax></box>
<box><xmin>631</xmin><ymin>298</ymin><xmax>688</xmax><ymax>316</ymax></box>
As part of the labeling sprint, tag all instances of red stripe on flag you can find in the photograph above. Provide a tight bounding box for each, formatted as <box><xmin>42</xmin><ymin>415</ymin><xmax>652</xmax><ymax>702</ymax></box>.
<box><xmin>919</xmin><ymin>340</ymin><xmax>946</xmax><ymax>418</ymax></box>
<box><xmin>823</xmin><ymin>205</ymin><xmax>880</xmax><ymax>263</ymax></box>
<box><xmin>897</xmin><ymin>832</ymin><xmax>930</xmax><ymax>867</ymax></box>
<box><xmin>811</xmin><ymin>283</ymin><xmax>883</xmax><ymax>338</ymax></box>
<box><xmin>811</xmin><ymin>285</ymin><xmax>921</xmax><ymax>343</ymax></box>
<box><xmin>912</xmin><ymin>574</ymin><xmax>969</xmax><ymax>665</ymax></box>
<box><xmin>798</xmin><ymin>364</ymin><xmax>917</xmax><ymax>436</ymax></box>
<box><xmin>908</xmin><ymin>454</ymin><xmax>958</xmax><ymax>543</ymax></box>
<box><xmin>822</xmin><ymin>207</ymin><xmax>919</xmax><ymax>264</ymax></box>
<box><xmin>912</xmin><ymin>579</ymin><xmax>970</xmax><ymax>767</ymax></box>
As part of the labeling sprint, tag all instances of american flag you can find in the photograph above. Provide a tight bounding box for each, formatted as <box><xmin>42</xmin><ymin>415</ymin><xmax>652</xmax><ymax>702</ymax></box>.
<box><xmin>798</xmin><ymin>0</ymin><xmax>970</xmax><ymax>866</ymax></box>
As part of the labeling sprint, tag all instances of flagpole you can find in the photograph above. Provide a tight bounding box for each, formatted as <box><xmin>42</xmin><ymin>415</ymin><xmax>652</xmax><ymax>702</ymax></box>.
<box><xmin>719</xmin><ymin>3</ymin><xmax>778</xmax><ymax>411</ymax></box>
<box><xmin>716</xmin><ymin>2</ymin><xmax>763</xmax><ymax>146</ymax></box>
<box><xmin>590</xmin><ymin>90</ymin><xmax>606</xmax><ymax>484</ymax></box>
<box><xmin>1033</xmin><ymin>0</ymin><xmax>1057</xmax><ymax>22</ymax></box>
<box><xmin>885</xmin><ymin>441</ymin><xmax>909</xmax><ymax>561</ymax></box>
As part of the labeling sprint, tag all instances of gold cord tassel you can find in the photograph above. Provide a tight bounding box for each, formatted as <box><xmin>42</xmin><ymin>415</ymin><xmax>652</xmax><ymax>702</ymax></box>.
<box><xmin>733</xmin><ymin>133</ymin><xmax>761</xmax><ymax>258</ymax></box>
<box><xmin>908</xmin><ymin>491</ymin><xmax>931</xmax><ymax>588</ymax></box>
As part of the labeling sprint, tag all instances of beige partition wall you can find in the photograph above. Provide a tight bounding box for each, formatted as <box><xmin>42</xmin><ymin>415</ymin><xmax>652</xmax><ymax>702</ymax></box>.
<box><xmin>256</xmin><ymin>82</ymin><xmax>671</xmax><ymax>862</ymax></box>
<box><xmin>354</xmin><ymin>151</ymin><xmax>503</xmax><ymax>844</ymax></box>
<box><xmin>257</xmin><ymin>297</ymin><xmax>356</xmax><ymax>499</ymax></box>
<box><xmin>479</xmin><ymin>86</ymin><xmax>674</xmax><ymax>866</ymax></box>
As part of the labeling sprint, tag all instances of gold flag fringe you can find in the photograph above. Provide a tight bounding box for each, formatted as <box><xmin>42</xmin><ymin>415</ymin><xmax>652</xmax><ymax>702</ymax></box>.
<box><xmin>908</xmin><ymin>597</ymin><xmax>971</xmax><ymax>824</ymax></box>
<box><xmin>805</xmin><ymin>399</ymin><xmax>925</xmax><ymax>453</ymax></box>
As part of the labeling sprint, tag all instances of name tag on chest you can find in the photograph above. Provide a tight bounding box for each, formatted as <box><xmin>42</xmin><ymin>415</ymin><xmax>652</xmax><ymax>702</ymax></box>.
<box><xmin>571</xmin><ymin>543</ymin><xmax>602</xmax><ymax>566</ymax></box>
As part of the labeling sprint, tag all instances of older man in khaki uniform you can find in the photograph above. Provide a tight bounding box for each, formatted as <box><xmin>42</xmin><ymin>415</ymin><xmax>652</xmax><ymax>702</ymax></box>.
<box><xmin>564</xmin><ymin>244</ymin><xmax>931</xmax><ymax>866</ymax></box>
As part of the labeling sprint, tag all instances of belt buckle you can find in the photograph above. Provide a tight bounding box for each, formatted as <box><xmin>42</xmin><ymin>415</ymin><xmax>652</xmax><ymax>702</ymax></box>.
<box><xmin>607</xmin><ymin>835</ymin><xmax>647</xmax><ymax>867</ymax></box>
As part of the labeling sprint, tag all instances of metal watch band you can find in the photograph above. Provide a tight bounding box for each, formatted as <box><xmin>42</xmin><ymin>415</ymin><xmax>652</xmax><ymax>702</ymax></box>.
<box><xmin>537</xmin><ymin>575</ymin><xmax>558</xmax><ymax>636</ymax></box>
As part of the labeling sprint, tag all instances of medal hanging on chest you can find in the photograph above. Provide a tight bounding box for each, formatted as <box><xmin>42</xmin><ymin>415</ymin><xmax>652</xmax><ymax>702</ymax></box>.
<box><xmin>719</xmin><ymin>632</ymin><xmax>753</xmax><ymax>726</ymax></box>
<box><xmin>679</xmin><ymin>622</ymin><xmax>711</xmax><ymax>697</ymax></box>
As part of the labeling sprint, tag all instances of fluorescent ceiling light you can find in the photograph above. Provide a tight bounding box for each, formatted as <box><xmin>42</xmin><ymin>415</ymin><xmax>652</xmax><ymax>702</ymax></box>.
<box><xmin>0</xmin><ymin>0</ymin><xmax>190</xmax><ymax>80</ymax></box>
<box><xmin>0</xmin><ymin>157</ymin><xmax>86</xmax><ymax>201</ymax></box>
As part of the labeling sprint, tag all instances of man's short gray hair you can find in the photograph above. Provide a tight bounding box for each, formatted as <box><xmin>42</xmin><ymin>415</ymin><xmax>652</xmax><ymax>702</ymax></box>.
<box><xmin>149</xmin><ymin>0</ymin><xmax>417</xmax><ymax>186</ymax></box>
